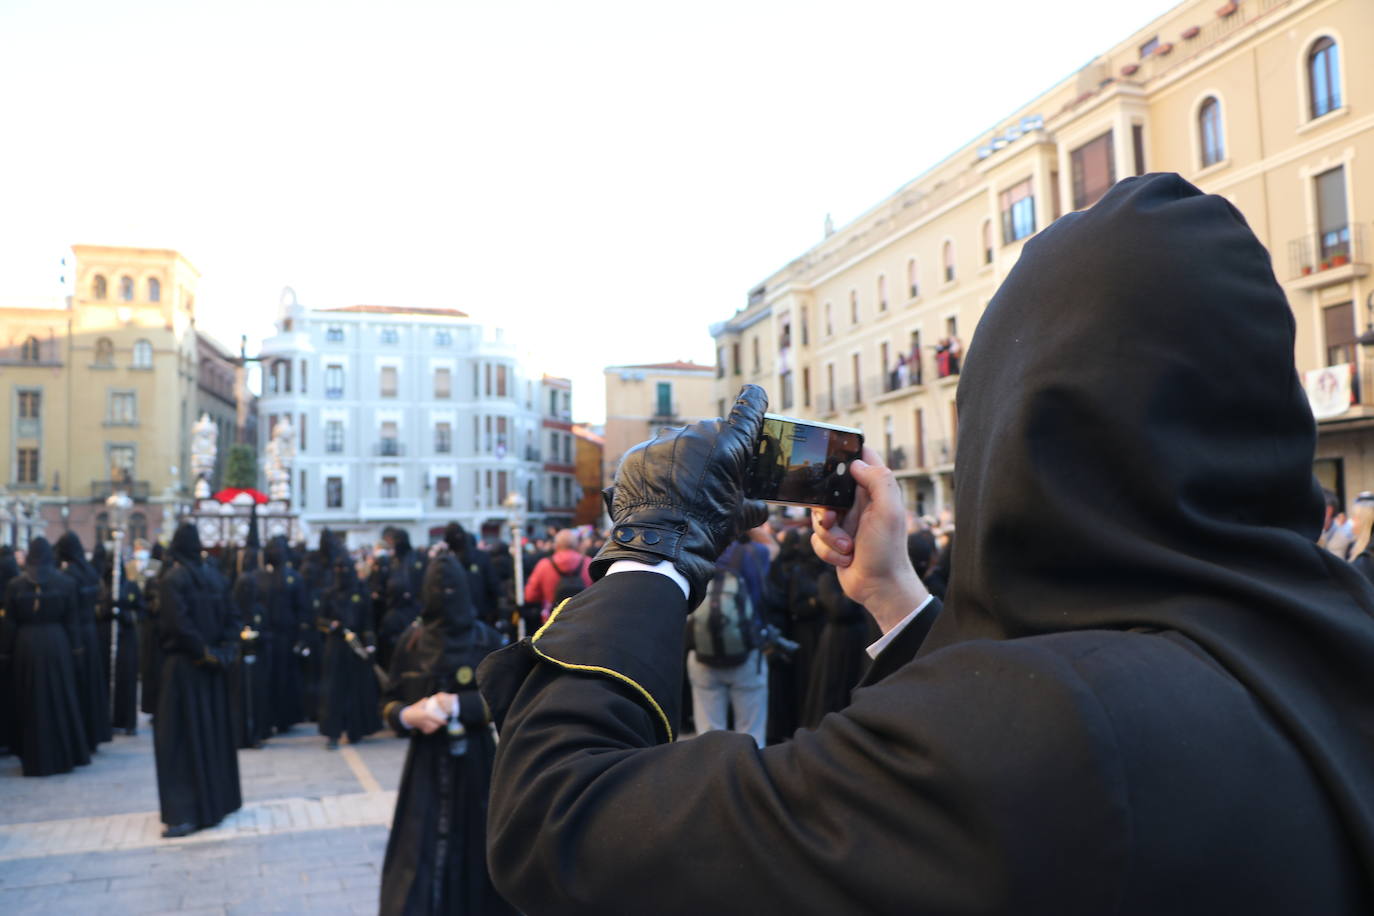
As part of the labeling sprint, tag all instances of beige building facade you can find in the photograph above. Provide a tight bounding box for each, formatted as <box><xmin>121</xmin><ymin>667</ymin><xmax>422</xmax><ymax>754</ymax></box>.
<box><xmin>602</xmin><ymin>361</ymin><xmax>716</xmax><ymax>484</ymax></box>
<box><xmin>713</xmin><ymin>0</ymin><xmax>1374</xmax><ymax>514</ymax></box>
<box><xmin>1</xmin><ymin>245</ymin><xmax>207</xmax><ymax>546</ymax></box>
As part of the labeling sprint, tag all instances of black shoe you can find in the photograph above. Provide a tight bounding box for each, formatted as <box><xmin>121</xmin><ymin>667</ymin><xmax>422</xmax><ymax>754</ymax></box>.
<box><xmin>162</xmin><ymin>822</ymin><xmax>199</xmax><ymax>839</ymax></box>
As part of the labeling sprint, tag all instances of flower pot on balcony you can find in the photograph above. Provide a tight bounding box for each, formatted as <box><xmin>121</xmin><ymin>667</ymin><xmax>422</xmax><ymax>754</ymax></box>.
<box><xmin>1333</xmin><ymin>254</ymin><xmax>1350</xmax><ymax>267</ymax></box>
<box><xmin>1182</xmin><ymin>25</ymin><xmax>1201</xmax><ymax>39</ymax></box>
<box><xmin>1321</xmin><ymin>260</ymin><xmax>1333</xmax><ymax>271</ymax></box>
<box><xmin>1154</xmin><ymin>41</ymin><xmax>1174</xmax><ymax>56</ymax></box>
<box><xmin>1303</xmin><ymin>265</ymin><xmax>1314</xmax><ymax>275</ymax></box>
<box><xmin>1121</xmin><ymin>63</ymin><xmax>1140</xmax><ymax>76</ymax></box>
<box><xmin>1217</xmin><ymin>1</ymin><xmax>1238</xmax><ymax>17</ymax></box>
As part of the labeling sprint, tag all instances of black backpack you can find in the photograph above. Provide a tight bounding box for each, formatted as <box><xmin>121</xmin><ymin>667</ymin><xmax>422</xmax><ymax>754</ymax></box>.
<box><xmin>687</xmin><ymin>547</ymin><xmax>762</xmax><ymax>668</ymax></box>
<box><xmin>551</xmin><ymin>554</ymin><xmax>588</xmax><ymax>604</ymax></box>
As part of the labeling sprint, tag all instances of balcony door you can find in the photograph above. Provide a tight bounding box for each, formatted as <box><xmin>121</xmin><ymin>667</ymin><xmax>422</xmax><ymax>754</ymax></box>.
<box><xmin>1316</xmin><ymin>166</ymin><xmax>1349</xmax><ymax>262</ymax></box>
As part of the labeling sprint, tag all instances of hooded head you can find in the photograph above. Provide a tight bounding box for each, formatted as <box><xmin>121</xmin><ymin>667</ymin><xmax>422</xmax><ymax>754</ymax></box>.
<box><xmin>443</xmin><ymin>522</ymin><xmax>471</xmax><ymax>560</ymax></box>
<box><xmin>24</xmin><ymin>537</ymin><xmax>54</xmax><ymax>570</ymax></box>
<box><xmin>170</xmin><ymin>522</ymin><xmax>203</xmax><ymax>565</ymax></box>
<box><xmin>390</xmin><ymin>527</ymin><xmax>412</xmax><ymax>557</ymax></box>
<box><xmin>925</xmin><ymin>172</ymin><xmax>1374</xmax><ymax>878</ymax></box>
<box><xmin>414</xmin><ymin>553</ymin><xmax>479</xmax><ymax>679</ymax></box>
<box><xmin>55</xmin><ymin>531</ymin><xmax>91</xmax><ymax>570</ymax></box>
<box><xmin>331</xmin><ymin>554</ymin><xmax>359</xmax><ymax>590</ymax></box>
<box><xmin>264</xmin><ymin>535</ymin><xmax>288</xmax><ymax>570</ymax></box>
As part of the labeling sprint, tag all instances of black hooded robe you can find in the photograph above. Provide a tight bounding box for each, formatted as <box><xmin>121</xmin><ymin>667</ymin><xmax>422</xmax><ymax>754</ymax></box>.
<box><xmin>0</xmin><ymin>545</ymin><xmax>20</xmax><ymax>753</ymax></box>
<box><xmin>473</xmin><ymin>175</ymin><xmax>1374</xmax><ymax>914</ymax></box>
<box><xmin>97</xmin><ymin>565</ymin><xmax>143</xmax><ymax>733</ymax></box>
<box><xmin>1</xmin><ymin>539</ymin><xmax>91</xmax><ymax>776</ymax></box>
<box><xmin>55</xmin><ymin>531</ymin><xmax>112</xmax><ymax>749</ymax></box>
<box><xmin>378</xmin><ymin>549</ymin><xmax>514</xmax><ymax>916</ymax></box>
<box><xmin>261</xmin><ymin>538</ymin><xmax>307</xmax><ymax>732</ymax></box>
<box><xmin>230</xmin><ymin>553</ymin><xmax>273</xmax><ymax>749</ymax></box>
<box><xmin>797</xmin><ymin>568</ymin><xmax>878</xmax><ymax>729</ymax></box>
<box><xmin>317</xmin><ymin>563</ymin><xmax>382</xmax><ymax>744</ymax></box>
<box><xmin>154</xmin><ymin>525</ymin><xmax>242</xmax><ymax>831</ymax></box>
<box><xmin>139</xmin><ymin>544</ymin><xmax>167</xmax><ymax>717</ymax></box>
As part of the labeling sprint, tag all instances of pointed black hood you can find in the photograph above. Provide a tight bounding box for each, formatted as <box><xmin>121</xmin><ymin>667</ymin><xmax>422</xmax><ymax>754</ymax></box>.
<box><xmin>264</xmin><ymin>535</ymin><xmax>288</xmax><ymax>570</ymax></box>
<box><xmin>55</xmin><ymin>530</ymin><xmax>92</xmax><ymax>572</ymax></box>
<box><xmin>170</xmin><ymin>522</ymin><xmax>203</xmax><ymax>566</ymax></box>
<box><xmin>416</xmin><ymin>551</ymin><xmax>479</xmax><ymax>680</ymax></box>
<box><xmin>25</xmin><ymin>536</ymin><xmax>55</xmax><ymax>570</ymax></box>
<box><xmin>924</xmin><ymin>173</ymin><xmax>1374</xmax><ymax>884</ymax></box>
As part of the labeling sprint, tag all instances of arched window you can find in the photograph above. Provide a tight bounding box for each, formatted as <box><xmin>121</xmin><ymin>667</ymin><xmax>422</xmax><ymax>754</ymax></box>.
<box><xmin>1199</xmin><ymin>97</ymin><xmax>1224</xmax><ymax>167</ymax></box>
<box><xmin>93</xmin><ymin>274</ymin><xmax>108</xmax><ymax>300</ymax></box>
<box><xmin>128</xmin><ymin>511</ymin><xmax>148</xmax><ymax>543</ymax></box>
<box><xmin>907</xmin><ymin>258</ymin><xmax>919</xmax><ymax>298</ymax></box>
<box><xmin>1308</xmin><ymin>37</ymin><xmax>1341</xmax><ymax>119</ymax></box>
<box><xmin>119</xmin><ymin>276</ymin><xmax>134</xmax><ymax>302</ymax></box>
<box><xmin>132</xmin><ymin>338</ymin><xmax>153</xmax><ymax>369</ymax></box>
<box><xmin>21</xmin><ymin>336</ymin><xmax>41</xmax><ymax>362</ymax></box>
<box><xmin>981</xmin><ymin>220</ymin><xmax>993</xmax><ymax>265</ymax></box>
<box><xmin>943</xmin><ymin>241</ymin><xmax>955</xmax><ymax>283</ymax></box>
<box><xmin>147</xmin><ymin>277</ymin><xmax>161</xmax><ymax>302</ymax></box>
<box><xmin>94</xmin><ymin>337</ymin><xmax>114</xmax><ymax>367</ymax></box>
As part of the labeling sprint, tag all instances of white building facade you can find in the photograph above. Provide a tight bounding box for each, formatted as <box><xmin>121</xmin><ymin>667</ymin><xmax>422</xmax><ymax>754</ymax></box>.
<box><xmin>256</xmin><ymin>290</ymin><xmax>560</xmax><ymax>548</ymax></box>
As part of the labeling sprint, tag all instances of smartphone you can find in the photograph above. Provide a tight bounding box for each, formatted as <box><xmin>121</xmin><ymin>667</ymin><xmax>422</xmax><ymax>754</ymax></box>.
<box><xmin>744</xmin><ymin>413</ymin><xmax>864</xmax><ymax>510</ymax></box>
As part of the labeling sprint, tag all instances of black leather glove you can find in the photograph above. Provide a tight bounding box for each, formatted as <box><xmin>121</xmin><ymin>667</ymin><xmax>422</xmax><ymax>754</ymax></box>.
<box><xmin>590</xmin><ymin>384</ymin><xmax>769</xmax><ymax>608</ymax></box>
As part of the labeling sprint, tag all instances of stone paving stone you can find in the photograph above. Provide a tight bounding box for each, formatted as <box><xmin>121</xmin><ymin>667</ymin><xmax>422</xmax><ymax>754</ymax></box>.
<box><xmin>0</xmin><ymin>705</ymin><xmax>400</xmax><ymax>914</ymax></box>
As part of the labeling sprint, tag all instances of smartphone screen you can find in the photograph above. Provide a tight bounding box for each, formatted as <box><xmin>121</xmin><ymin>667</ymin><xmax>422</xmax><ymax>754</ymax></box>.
<box><xmin>744</xmin><ymin>414</ymin><xmax>864</xmax><ymax>510</ymax></box>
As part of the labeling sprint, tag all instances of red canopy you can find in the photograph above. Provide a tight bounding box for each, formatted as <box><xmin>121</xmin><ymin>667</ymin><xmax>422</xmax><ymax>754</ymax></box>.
<box><xmin>213</xmin><ymin>487</ymin><xmax>269</xmax><ymax>504</ymax></box>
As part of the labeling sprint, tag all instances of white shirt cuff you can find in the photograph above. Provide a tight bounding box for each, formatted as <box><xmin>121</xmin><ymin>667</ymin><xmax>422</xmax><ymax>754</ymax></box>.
<box><xmin>866</xmin><ymin>595</ymin><xmax>935</xmax><ymax>659</ymax></box>
<box><xmin>604</xmin><ymin>559</ymin><xmax>691</xmax><ymax>600</ymax></box>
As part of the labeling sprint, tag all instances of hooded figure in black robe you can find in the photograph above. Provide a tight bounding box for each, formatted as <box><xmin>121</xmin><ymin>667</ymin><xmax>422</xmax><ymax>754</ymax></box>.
<box><xmin>298</xmin><ymin>530</ymin><xmax>338</xmax><ymax>722</ymax></box>
<box><xmin>139</xmin><ymin>542</ymin><xmax>167</xmax><ymax>718</ymax></box>
<box><xmin>155</xmin><ymin>523</ymin><xmax>242</xmax><ymax>837</ymax></box>
<box><xmin>261</xmin><ymin>536</ymin><xmax>307</xmax><ymax>731</ymax></box>
<box><xmin>318</xmin><ymin>554</ymin><xmax>381</xmax><ymax>747</ymax></box>
<box><xmin>1</xmin><ymin>538</ymin><xmax>91</xmax><ymax>776</ymax></box>
<box><xmin>444</xmin><ymin>522</ymin><xmax>498</xmax><ymax>626</ymax></box>
<box><xmin>378</xmin><ymin>545</ymin><xmax>514</xmax><ymax>916</ymax></box>
<box><xmin>230</xmin><ymin>548</ymin><xmax>272</xmax><ymax>749</ymax></box>
<box><xmin>473</xmin><ymin>174</ymin><xmax>1374</xmax><ymax>914</ymax></box>
<box><xmin>0</xmin><ymin>544</ymin><xmax>19</xmax><ymax>753</ymax></box>
<box><xmin>797</xmin><ymin>566</ymin><xmax>878</xmax><ymax>729</ymax></box>
<box><xmin>55</xmin><ymin>531</ymin><xmax>112</xmax><ymax>750</ymax></box>
<box><xmin>94</xmin><ymin>544</ymin><xmax>143</xmax><ymax>734</ymax></box>
<box><xmin>377</xmin><ymin>528</ymin><xmax>426</xmax><ymax>669</ymax></box>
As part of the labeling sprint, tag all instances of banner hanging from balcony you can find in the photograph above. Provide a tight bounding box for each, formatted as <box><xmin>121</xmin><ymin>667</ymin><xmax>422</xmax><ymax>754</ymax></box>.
<box><xmin>1305</xmin><ymin>363</ymin><xmax>1353</xmax><ymax>420</ymax></box>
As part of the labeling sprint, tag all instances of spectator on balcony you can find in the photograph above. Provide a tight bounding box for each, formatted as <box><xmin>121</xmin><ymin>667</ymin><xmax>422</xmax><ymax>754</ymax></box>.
<box><xmin>524</xmin><ymin>529</ymin><xmax>592</xmax><ymax>619</ymax></box>
<box><xmin>893</xmin><ymin>354</ymin><xmax>909</xmax><ymax>391</ymax></box>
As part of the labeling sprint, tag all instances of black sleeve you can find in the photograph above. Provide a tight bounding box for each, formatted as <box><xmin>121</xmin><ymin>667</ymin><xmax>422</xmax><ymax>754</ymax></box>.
<box><xmin>0</xmin><ymin>582</ymin><xmax>16</xmax><ymax>662</ymax></box>
<box><xmin>158</xmin><ymin>570</ymin><xmax>208</xmax><ymax>659</ymax></box>
<box><xmin>478</xmin><ymin>576</ymin><xmax>1125</xmax><ymax>916</ymax></box>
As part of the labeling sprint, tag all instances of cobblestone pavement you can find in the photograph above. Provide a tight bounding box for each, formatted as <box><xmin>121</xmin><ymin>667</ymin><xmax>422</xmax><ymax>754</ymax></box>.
<box><xmin>0</xmin><ymin>714</ymin><xmax>409</xmax><ymax>915</ymax></box>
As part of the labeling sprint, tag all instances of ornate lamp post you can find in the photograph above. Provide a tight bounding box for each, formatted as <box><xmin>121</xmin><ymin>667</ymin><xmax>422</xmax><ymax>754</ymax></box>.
<box><xmin>503</xmin><ymin>491</ymin><xmax>527</xmax><ymax>640</ymax></box>
<box><xmin>105</xmin><ymin>488</ymin><xmax>133</xmax><ymax>703</ymax></box>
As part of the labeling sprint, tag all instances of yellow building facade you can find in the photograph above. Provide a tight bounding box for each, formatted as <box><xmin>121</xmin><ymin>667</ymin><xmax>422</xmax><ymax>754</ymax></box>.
<box><xmin>0</xmin><ymin>245</ymin><xmax>204</xmax><ymax>546</ymax></box>
<box><xmin>602</xmin><ymin>361</ymin><xmax>717</xmax><ymax>485</ymax></box>
<box><xmin>713</xmin><ymin>0</ymin><xmax>1374</xmax><ymax>514</ymax></box>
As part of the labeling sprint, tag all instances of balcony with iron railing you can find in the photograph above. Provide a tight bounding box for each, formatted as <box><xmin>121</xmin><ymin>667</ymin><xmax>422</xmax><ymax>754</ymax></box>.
<box><xmin>91</xmin><ymin>480</ymin><xmax>151</xmax><ymax>502</ymax></box>
<box><xmin>1288</xmin><ymin>224</ymin><xmax>1369</xmax><ymax>290</ymax></box>
<box><xmin>373</xmin><ymin>439</ymin><xmax>405</xmax><ymax>458</ymax></box>
<box><xmin>358</xmin><ymin>498</ymin><xmax>425</xmax><ymax>520</ymax></box>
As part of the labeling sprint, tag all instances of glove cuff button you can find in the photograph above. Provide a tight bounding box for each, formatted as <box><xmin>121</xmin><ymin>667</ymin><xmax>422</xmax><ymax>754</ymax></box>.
<box><xmin>641</xmin><ymin>530</ymin><xmax>661</xmax><ymax>545</ymax></box>
<box><xmin>615</xmin><ymin>527</ymin><xmax>635</xmax><ymax>543</ymax></box>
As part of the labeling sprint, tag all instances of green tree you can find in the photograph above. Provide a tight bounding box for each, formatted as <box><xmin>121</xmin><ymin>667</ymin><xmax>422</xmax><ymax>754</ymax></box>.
<box><xmin>224</xmin><ymin>444</ymin><xmax>258</xmax><ymax>489</ymax></box>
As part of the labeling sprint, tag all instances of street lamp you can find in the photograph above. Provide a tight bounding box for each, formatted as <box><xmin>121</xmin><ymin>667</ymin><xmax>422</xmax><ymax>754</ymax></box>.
<box><xmin>503</xmin><ymin>491</ymin><xmax>527</xmax><ymax>640</ymax></box>
<box><xmin>105</xmin><ymin>488</ymin><xmax>133</xmax><ymax>705</ymax></box>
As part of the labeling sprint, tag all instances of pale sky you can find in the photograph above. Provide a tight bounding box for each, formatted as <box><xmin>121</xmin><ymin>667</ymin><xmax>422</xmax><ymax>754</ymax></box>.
<box><xmin>0</xmin><ymin>0</ymin><xmax>1180</xmax><ymax>423</ymax></box>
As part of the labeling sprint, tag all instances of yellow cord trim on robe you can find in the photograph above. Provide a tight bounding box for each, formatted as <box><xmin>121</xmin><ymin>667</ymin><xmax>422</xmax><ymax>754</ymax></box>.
<box><xmin>530</xmin><ymin>598</ymin><xmax>674</xmax><ymax>742</ymax></box>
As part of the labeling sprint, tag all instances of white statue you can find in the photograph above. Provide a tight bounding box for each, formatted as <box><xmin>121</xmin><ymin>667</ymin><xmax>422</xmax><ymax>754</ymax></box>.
<box><xmin>191</xmin><ymin>413</ymin><xmax>218</xmax><ymax>499</ymax></box>
<box><xmin>267</xmin><ymin>416</ymin><xmax>296</xmax><ymax>502</ymax></box>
